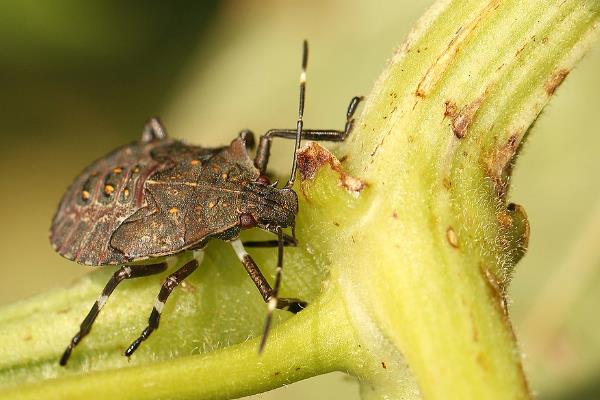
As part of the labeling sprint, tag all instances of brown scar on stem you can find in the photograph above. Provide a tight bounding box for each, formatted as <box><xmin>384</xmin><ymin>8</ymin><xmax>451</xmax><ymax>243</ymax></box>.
<box><xmin>485</xmin><ymin>133</ymin><xmax>521</xmax><ymax>199</ymax></box>
<box><xmin>297</xmin><ymin>143</ymin><xmax>367</xmax><ymax>194</ymax></box>
<box><xmin>443</xmin><ymin>100</ymin><xmax>458</xmax><ymax>120</ymax></box>
<box><xmin>381</xmin><ymin>361</ymin><xmax>387</xmax><ymax>369</ymax></box>
<box><xmin>451</xmin><ymin>90</ymin><xmax>487</xmax><ymax>139</ymax></box>
<box><xmin>476</xmin><ymin>352</ymin><xmax>489</xmax><ymax>370</ymax></box>
<box><xmin>442</xmin><ymin>176</ymin><xmax>452</xmax><ymax>190</ymax></box>
<box><xmin>545</xmin><ymin>68</ymin><xmax>570</xmax><ymax>96</ymax></box>
<box><xmin>446</xmin><ymin>226</ymin><xmax>459</xmax><ymax>248</ymax></box>
<box><xmin>480</xmin><ymin>264</ymin><xmax>508</xmax><ymax>315</ymax></box>
<box><xmin>478</xmin><ymin>263</ymin><xmax>531</xmax><ymax>394</ymax></box>
<box><xmin>415</xmin><ymin>0</ymin><xmax>501</xmax><ymax>97</ymax></box>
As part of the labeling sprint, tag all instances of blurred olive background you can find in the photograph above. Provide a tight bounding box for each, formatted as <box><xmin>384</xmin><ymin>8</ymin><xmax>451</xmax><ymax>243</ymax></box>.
<box><xmin>0</xmin><ymin>1</ymin><xmax>598</xmax><ymax>399</ymax></box>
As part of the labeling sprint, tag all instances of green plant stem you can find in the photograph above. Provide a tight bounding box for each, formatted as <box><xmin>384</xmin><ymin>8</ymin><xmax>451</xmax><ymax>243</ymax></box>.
<box><xmin>1</xmin><ymin>0</ymin><xmax>599</xmax><ymax>399</ymax></box>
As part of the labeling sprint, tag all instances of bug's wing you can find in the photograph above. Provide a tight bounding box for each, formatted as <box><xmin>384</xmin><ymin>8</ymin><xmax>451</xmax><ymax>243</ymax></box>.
<box><xmin>110</xmin><ymin>137</ymin><xmax>258</xmax><ymax>259</ymax></box>
<box><xmin>184</xmin><ymin>137</ymin><xmax>260</xmax><ymax>244</ymax></box>
<box><xmin>109</xmin><ymin>189</ymin><xmax>187</xmax><ymax>259</ymax></box>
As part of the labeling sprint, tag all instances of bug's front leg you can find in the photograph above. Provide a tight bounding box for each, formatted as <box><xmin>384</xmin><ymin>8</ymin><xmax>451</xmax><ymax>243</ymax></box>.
<box><xmin>230</xmin><ymin>236</ymin><xmax>306</xmax><ymax>352</ymax></box>
<box><xmin>253</xmin><ymin>96</ymin><xmax>363</xmax><ymax>175</ymax></box>
<box><xmin>242</xmin><ymin>231</ymin><xmax>297</xmax><ymax>248</ymax></box>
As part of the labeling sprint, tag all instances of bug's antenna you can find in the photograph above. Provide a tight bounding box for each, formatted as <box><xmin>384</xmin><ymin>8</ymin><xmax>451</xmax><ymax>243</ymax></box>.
<box><xmin>284</xmin><ymin>40</ymin><xmax>308</xmax><ymax>189</ymax></box>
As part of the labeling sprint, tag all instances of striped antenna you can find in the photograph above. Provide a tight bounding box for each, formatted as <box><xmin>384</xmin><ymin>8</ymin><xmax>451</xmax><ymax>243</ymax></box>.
<box><xmin>284</xmin><ymin>40</ymin><xmax>308</xmax><ymax>189</ymax></box>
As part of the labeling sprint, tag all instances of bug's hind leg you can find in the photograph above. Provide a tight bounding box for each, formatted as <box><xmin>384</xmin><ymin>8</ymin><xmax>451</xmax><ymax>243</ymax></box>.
<box><xmin>124</xmin><ymin>255</ymin><xmax>202</xmax><ymax>357</ymax></box>
<box><xmin>59</xmin><ymin>262</ymin><xmax>167</xmax><ymax>366</ymax></box>
<box><xmin>230</xmin><ymin>236</ymin><xmax>306</xmax><ymax>352</ymax></box>
<box><xmin>141</xmin><ymin>117</ymin><xmax>168</xmax><ymax>142</ymax></box>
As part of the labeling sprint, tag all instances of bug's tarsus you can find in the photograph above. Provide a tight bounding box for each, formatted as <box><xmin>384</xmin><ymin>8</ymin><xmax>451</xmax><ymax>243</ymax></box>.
<box><xmin>142</xmin><ymin>117</ymin><xmax>168</xmax><ymax>143</ymax></box>
<box><xmin>124</xmin><ymin>256</ymin><xmax>201</xmax><ymax>357</ymax></box>
<box><xmin>59</xmin><ymin>263</ymin><xmax>167</xmax><ymax>366</ymax></box>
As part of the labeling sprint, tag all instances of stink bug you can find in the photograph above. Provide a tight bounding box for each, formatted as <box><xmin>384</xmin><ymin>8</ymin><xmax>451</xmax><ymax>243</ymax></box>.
<box><xmin>51</xmin><ymin>41</ymin><xmax>362</xmax><ymax>365</ymax></box>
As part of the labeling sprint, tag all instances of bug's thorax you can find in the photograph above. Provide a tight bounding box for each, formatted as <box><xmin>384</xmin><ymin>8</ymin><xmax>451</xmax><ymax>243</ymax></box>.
<box><xmin>239</xmin><ymin>182</ymin><xmax>298</xmax><ymax>230</ymax></box>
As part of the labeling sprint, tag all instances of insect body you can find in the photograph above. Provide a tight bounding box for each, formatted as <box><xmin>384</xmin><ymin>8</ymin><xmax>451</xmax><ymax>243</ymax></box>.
<box><xmin>51</xmin><ymin>41</ymin><xmax>362</xmax><ymax>365</ymax></box>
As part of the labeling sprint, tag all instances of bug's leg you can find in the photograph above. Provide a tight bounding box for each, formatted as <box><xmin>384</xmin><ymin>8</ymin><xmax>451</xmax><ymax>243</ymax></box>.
<box><xmin>230</xmin><ymin>235</ymin><xmax>306</xmax><ymax>353</ymax></box>
<box><xmin>243</xmin><ymin>231</ymin><xmax>297</xmax><ymax>248</ymax></box>
<box><xmin>253</xmin><ymin>96</ymin><xmax>363</xmax><ymax>175</ymax></box>
<box><xmin>59</xmin><ymin>263</ymin><xmax>167</xmax><ymax>366</ymax></box>
<box><xmin>124</xmin><ymin>254</ymin><xmax>202</xmax><ymax>357</ymax></box>
<box><xmin>141</xmin><ymin>117</ymin><xmax>168</xmax><ymax>142</ymax></box>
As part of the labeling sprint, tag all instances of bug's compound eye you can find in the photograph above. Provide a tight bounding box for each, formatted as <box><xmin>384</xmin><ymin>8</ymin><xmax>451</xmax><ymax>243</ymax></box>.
<box><xmin>239</xmin><ymin>212</ymin><xmax>257</xmax><ymax>229</ymax></box>
<box><xmin>256</xmin><ymin>175</ymin><xmax>271</xmax><ymax>185</ymax></box>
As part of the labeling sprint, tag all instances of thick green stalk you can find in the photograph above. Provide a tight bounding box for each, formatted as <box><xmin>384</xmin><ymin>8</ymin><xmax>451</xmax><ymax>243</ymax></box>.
<box><xmin>0</xmin><ymin>0</ymin><xmax>598</xmax><ymax>399</ymax></box>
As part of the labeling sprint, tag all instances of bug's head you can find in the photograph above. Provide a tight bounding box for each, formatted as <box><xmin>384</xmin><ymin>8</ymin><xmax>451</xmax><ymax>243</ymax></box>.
<box><xmin>239</xmin><ymin>180</ymin><xmax>298</xmax><ymax>231</ymax></box>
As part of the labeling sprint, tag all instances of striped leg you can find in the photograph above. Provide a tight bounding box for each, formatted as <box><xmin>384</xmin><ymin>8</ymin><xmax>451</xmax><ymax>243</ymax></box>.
<box><xmin>124</xmin><ymin>253</ymin><xmax>203</xmax><ymax>357</ymax></box>
<box><xmin>230</xmin><ymin>234</ymin><xmax>306</xmax><ymax>353</ymax></box>
<box><xmin>59</xmin><ymin>262</ymin><xmax>167</xmax><ymax>366</ymax></box>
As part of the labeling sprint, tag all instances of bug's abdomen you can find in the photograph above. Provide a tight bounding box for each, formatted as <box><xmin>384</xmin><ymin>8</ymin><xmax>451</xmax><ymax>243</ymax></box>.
<box><xmin>50</xmin><ymin>140</ymin><xmax>171</xmax><ymax>265</ymax></box>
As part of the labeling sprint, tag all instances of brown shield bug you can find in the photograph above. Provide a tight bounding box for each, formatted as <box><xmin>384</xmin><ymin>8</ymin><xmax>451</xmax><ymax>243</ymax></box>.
<box><xmin>51</xmin><ymin>41</ymin><xmax>362</xmax><ymax>365</ymax></box>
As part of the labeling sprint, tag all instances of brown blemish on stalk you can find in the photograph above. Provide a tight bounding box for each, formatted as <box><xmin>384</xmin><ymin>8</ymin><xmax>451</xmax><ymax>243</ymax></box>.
<box><xmin>297</xmin><ymin>143</ymin><xmax>367</xmax><ymax>195</ymax></box>
<box><xmin>442</xmin><ymin>177</ymin><xmax>452</xmax><ymax>190</ymax></box>
<box><xmin>480</xmin><ymin>264</ymin><xmax>508</xmax><ymax>316</ymax></box>
<box><xmin>381</xmin><ymin>361</ymin><xmax>387</xmax><ymax>369</ymax></box>
<box><xmin>545</xmin><ymin>69</ymin><xmax>570</xmax><ymax>96</ymax></box>
<box><xmin>479</xmin><ymin>264</ymin><xmax>531</xmax><ymax>391</ymax></box>
<box><xmin>515</xmin><ymin>42</ymin><xmax>528</xmax><ymax>57</ymax></box>
<box><xmin>485</xmin><ymin>134</ymin><xmax>520</xmax><ymax>198</ymax></box>
<box><xmin>451</xmin><ymin>91</ymin><xmax>487</xmax><ymax>139</ymax></box>
<box><xmin>415</xmin><ymin>0</ymin><xmax>500</xmax><ymax>97</ymax></box>
<box><xmin>476</xmin><ymin>352</ymin><xmax>489</xmax><ymax>370</ymax></box>
<box><xmin>446</xmin><ymin>226</ymin><xmax>459</xmax><ymax>248</ymax></box>
<box><xmin>444</xmin><ymin>100</ymin><xmax>458</xmax><ymax>120</ymax></box>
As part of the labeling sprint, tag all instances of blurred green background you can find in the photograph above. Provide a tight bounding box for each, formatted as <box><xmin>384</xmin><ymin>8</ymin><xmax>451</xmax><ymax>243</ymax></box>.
<box><xmin>0</xmin><ymin>1</ymin><xmax>598</xmax><ymax>399</ymax></box>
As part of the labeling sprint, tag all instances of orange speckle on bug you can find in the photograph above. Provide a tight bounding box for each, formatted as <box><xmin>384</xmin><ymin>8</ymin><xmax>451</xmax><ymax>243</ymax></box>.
<box><xmin>208</xmin><ymin>201</ymin><xmax>216</xmax><ymax>208</ymax></box>
<box><xmin>104</xmin><ymin>185</ymin><xmax>115</xmax><ymax>196</ymax></box>
<box><xmin>81</xmin><ymin>190</ymin><xmax>90</xmax><ymax>200</ymax></box>
<box><xmin>169</xmin><ymin>207</ymin><xmax>179</xmax><ymax>215</ymax></box>
<box><xmin>113</xmin><ymin>167</ymin><xmax>123</xmax><ymax>174</ymax></box>
<box><xmin>191</xmin><ymin>159</ymin><xmax>199</xmax><ymax>166</ymax></box>
<box><xmin>123</xmin><ymin>188</ymin><xmax>130</xmax><ymax>198</ymax></box>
